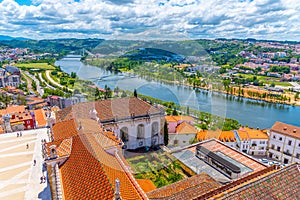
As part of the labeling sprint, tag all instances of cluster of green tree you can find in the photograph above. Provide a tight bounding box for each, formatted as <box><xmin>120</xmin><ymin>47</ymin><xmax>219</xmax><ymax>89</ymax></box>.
<box><xmin>269</xmin><ymin>66</ymin><xmax>290</xmax><ymax>74</ymax></box>
<box><xmin>0</xmin><ymin>38</ymin><xmax>103</xmax><ymax>55</ymax></box>
<box><xmin>42</xmin><ymin>88</ymin><xmax>64</xmax><ymax>98</ymax></box>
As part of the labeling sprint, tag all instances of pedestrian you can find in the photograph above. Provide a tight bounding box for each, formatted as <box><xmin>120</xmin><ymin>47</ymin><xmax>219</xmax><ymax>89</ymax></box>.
<box><xmin>20</xmin><ymin>132</ymin><xmax>22</xmax><ymax>137</ymax></box>
<box><xmin>26</xmin><ymin>144</ymin><xmax>29</xmax><ymax>149</ymax></box>
<box><xmin>17</xmin><ymin>133</ymin><xmax>19</xmax><ymax>137</ymax></box>
<box><xmin>33</xmin><ymin>159</ymin><xmax>36</xmax><ymax>166</ymax></box>
<box><xmin>43</xmin><ymin>175</ymin><xmax>46</xmax><ymax>183</ymax></box>
<box><xmin>40</xmin><ymin>176</ymin><xmax>43</xmax><ymax>184</ymax></box>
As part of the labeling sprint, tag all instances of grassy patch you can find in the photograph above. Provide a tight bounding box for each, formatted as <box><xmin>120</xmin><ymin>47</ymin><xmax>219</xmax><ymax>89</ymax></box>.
<box><xmin>15</xmin><ymin>63</ymin><xmax>55</xmax><ymax>70</ymax></box>
<box><xmin>127</xmin><ymin>151</ymin><xmax>194</xmax><ymax>188</ymax></box>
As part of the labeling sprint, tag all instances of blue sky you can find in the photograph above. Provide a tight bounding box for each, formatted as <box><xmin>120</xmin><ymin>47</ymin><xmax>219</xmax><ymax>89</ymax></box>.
<box><xmin>0</xmin><ymin>0</ymin><xmax>299</xmax><ymax>41</ymax></box>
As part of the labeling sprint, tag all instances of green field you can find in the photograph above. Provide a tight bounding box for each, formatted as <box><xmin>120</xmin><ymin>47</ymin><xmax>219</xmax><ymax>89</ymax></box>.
<box><xmin>14</xmin><ymin>63</ymin><xmax>55</xmax><ymax>70</ymax></box>
<box><xmin>237</xmin><ymin>74</ymin><xmax>292</xmax><ymax>87</ymax></box>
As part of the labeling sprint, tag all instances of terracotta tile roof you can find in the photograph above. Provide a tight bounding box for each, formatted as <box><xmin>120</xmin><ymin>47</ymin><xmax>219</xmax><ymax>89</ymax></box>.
<box><xmin>165</xmin><ymin>116</ymin><xmax>177</xmax><ymax>122</ymax></box>
<box><xmin>147</xmin><ymin>173</ymin><xmax>221</xmax><ymax>200</ymax></box>
<box><xmin>174</xmin><ymin>122</ymin><xmax>197</xmax><ymax>135</ymax></box>
<box><xmin>52</xmin><ymin>119</ymin><xmax>79</xmax><ymax>141</ymax></box>
<box><xmin>1</xmin><ymin>105</ymin><xmax>25</xmax><ymax>114</ymax></box>
<box><xmin>80</xmin><ymin>133</ymin><xmax>144</xmax><ymax>200</ymax></box>
<box><xmin>60</xmin><ymin>135</ymin><xmax>114</xmax><ymax>200</ymax></box>
<box><xmin>136</xmin><ymin>179</ymin><xmax>156</xmax><ymax>193</ymax></box>
<box><xmin>209</xmin><ymin>163</ymin><xmax>300</xmax><ymax>200</ymax></box>
<box><xmin>46</xmin><ymin>138</ymin><xmax>73</xmax><ymax>157</ymax></box>
<box><xmin>197</xmin><ymin>130</ymin><xmax>236</xmax><ymax>142</ymax></box>
<box><xmin>241</xmin><ymin>127</ymin><xmax>269</xmax><ymax>139</ymax></box>
<box><xmin>34</xmin><ymin>109</ymin><xmax>47</xmax><ymax>127</ymax></box>
<box><xmin>188</xmin><ymin>139</ymin><xmax>266</xmax><ymax>173</ymax></box>
<box><xmin>270</xmin><ymin>121</ymin><xmax>300</xmax><ymax>140</ymax></box>
<box><xmin>56</xmin><ymin>97</ymin><xmax>162</xmax><ymax>123</ymax></box>
<box><xmin>165</xmin><ymin>116</ymin><xmax>194</xmax><ymax>123</ymax></box>
<box><xmin>237</xmin><ymin>129</ymin><xmax>249</xmax><ymax>141</ymax></box>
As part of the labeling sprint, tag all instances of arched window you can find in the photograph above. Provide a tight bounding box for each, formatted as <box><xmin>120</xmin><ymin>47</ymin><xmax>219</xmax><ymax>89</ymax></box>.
<box><xmin>120</xmin><ymin>127</ymin><xmax>129</xmax><ymax>142</ymax></box>
<box><xmin>137</xmin><ymin>124</ymin><xmax>145</xmax><ymax>139</ymax></box>
<box><xmin>151</xmin><ymin>122</ymin><xmax>159</xmax><ymax>137</ymax></box>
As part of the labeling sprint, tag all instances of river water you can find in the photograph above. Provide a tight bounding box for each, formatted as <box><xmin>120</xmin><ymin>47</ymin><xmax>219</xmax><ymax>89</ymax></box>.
<box><xmin>55</xmin><ymin>57</ymin><xmax>300</xmax><ymax>129</ymax></box>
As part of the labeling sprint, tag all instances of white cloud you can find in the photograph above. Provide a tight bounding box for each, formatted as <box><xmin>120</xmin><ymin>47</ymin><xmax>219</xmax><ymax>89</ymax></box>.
<box><xmin>0</xmin><ymin>0</ymin><xmax>299</xmax><ymax>41</ymax></box>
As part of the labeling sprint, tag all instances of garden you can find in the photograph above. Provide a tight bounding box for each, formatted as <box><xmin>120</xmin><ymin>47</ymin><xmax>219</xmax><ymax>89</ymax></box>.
<box><xmin>126</xmin><ymin>150</ymin><xmax>195</xmax><ymax>188</ymax></box>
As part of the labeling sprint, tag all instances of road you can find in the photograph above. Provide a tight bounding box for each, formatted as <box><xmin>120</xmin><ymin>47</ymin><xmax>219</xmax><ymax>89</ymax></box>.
<box><xmin>21</xmin><ymin>72</ymin><xmax>35</xmax><ymax>95</ymax></box>
<box><xmin>45</xmin><ymin>70</ymin><xmax>73</xmax><ymax>92</ymax></box>
<box><xmin>289</xmin><ymin>82</ymin><xmax>300</xmax><ymax>89</ymax></box>
<box><xmin>24</xmin><ymin>71</ymin><xmax>44</xmax><ymax>96</ymax></box>
<box><xmin>38</xmin><ymin>73</ymin><xmax>56</xmax><ymax>90</ymax></box>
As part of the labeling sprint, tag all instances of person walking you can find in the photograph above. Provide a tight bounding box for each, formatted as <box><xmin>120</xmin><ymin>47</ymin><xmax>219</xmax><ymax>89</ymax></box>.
<box><xmin>26</xmin><ymin>144</ymin><xmax>29</xmax><ymax>149</ymax></box>
<box><xmin>17</xmin><ymin>133</ymin><xmax>19</xmax><ymax>137</ymax></box>
<box><xmin>33</xmin><ymin>159</ymin><xmax>36</xmax><ymax>166</ymax></box>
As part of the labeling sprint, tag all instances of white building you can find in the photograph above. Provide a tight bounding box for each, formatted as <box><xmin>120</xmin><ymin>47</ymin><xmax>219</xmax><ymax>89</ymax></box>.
<box><xmin>268</xmin><ymin>122</ymin><xmax>300</xmax><ymax>164</ymax></box>
<box><xmin>54</xmin><ymin>97</ymin><xmax>165</xmax><ymax>150</ymax></box>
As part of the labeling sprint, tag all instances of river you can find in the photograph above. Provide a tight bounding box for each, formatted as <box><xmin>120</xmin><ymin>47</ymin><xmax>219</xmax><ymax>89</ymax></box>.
<box><xmin>55</xmin><ymin>57</ymin><xmax>300</xmax><ymax>129</ymax></box>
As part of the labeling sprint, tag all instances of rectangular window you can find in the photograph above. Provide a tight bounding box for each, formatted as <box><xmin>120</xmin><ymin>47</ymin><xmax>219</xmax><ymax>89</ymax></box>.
<box><xmin>273</xmin><ymin>135</ymin><xmax>276</xmax><ymax>139</ymax></box>
<box><xmin>279</xmin><ymin>137</ymin><xmax>282</xmax><ymax>141</ymax></box>
<box><xmin>271</xmin><ymin>144</ymin><xmax>275</xmax><ymax>149</ymax></box>
<box><xmin>288</xmin><ymin>140</ymin><xmax>292</xmax><ymax>146</ymax></box>
<box><xmin>296</xmin><ymin>153</ymin><xmax>300</xmax><ymax>159</ymax></box>
<box><xmin>277</xmin><ymin>146</ymin><xmax>281</xmax><ymax>151</ymax></box>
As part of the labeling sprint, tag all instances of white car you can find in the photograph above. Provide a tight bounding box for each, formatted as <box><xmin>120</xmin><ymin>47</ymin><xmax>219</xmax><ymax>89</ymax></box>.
<box><xmin>258</xmin><ymin>158</ymin><xmax>268</xmax><ymax>164</ymax></box>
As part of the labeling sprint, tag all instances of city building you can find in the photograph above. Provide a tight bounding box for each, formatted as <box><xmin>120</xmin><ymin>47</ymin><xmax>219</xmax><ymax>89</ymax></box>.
<box><xmin>172</xmin><ymin>139</ymin><xmax>267</xmax><ymax>184</ymax></box>
<box><xmin>0</xmin><ymin>66</ymin><xmax>21</xmax><ymax>88</ymax></box>
<box><xmin>53</xmin><ymin>97</ymin><xmax>165</xmax><ymax>150</ymax></box>
<box><xmin>166</xmin><ymin>116</ymin><xmax>197</xmax><ymax>146</ymax></box>
<box><xmin>197</xmin><ymin>127</ymin><xmax>269</xmax><ymax>156</ymax></box>
<box><xmin>268</xmin><ymin>121</ymin><xmax>300</xmax><ymax>164</ymax></box>
<box><xmin>0</xmin><ymin>105</ymin><xmax>34</xmax><ymax>132</ymax></box>
<box><xmin>43</xmin><ymin>118</ymin><xmax>147</xmax><ymax>200</ymax></box>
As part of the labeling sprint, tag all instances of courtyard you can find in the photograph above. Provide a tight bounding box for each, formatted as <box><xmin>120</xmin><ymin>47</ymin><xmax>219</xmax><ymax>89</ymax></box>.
<box><xmin>0</xmin><ymin>128</ymin><xmax>51</xmax><ymax>200</ymax></box>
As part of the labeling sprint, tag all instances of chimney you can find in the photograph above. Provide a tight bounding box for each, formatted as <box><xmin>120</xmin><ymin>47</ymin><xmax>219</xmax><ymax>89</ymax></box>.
<box><xmin>293</xmin><ymin>129</ymin><xmax>297</xmax><ymax>133</ymax></box>
<box><xmin>114</xmin><ymin>178</ymin><xmax>121</xmax><ymax>200</ymax></box>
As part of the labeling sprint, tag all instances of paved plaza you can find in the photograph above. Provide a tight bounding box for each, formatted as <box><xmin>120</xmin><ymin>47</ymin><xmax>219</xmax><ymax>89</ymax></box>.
<box><xmin>0</xmin><ymin>128</ymin><xmax>51</xmax><ymax>200</ymax></box>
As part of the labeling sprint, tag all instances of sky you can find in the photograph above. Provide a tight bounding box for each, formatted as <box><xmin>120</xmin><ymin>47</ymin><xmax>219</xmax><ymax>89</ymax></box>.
<box><xmin>0</xmin><ymin>0</ymin><xmax>299</xmax><ymax>41</ymax></box>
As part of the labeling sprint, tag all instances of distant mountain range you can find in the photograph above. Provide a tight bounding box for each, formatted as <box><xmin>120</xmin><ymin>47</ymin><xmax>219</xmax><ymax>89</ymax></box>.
<box><xmin>0</xmin><ymin>35</ymin><xmax>30</xmax><ymax>41</ymax></box>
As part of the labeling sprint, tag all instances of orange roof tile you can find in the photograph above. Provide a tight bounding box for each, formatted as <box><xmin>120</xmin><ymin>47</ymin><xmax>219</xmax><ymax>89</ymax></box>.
<box><xmin>136</xmin><ymin>179</ymin><xmax>156</xmax><ymax>193</ymax></box>
<box><xmin>197</xmin><ymin>130</ymin><xmax>236</xmax><ymax>142</ymax></box>
<box><xmin>271</xmin><ymin>121</ymin><xmax>300</xmax><ymax>140</ymax></box>
<box><xmin>195</xmin><ymin>139</ymin><xmax>266</xmax><ymax>173</ymax></box>
<box><xmin>60</xmin><ymin>135</ymin><xmax>114</xmax><ymax>200</ymax></box>
<box><xmin>147</xmin><ymin>173</ymin><xmax>221</xmax><ymax>199</ymax></box>
<box><xmin>3</xmin><ymin>105</ymin><xmax>25</xmax><ymax>114</ymax></box>
<box><xmin>242</xmin><ymin>127</ymin><xmax>268</xmax><ymax>139</ymax></box>
<box><xmin>34</xmin><ymin>109</ymin><xmax>47</xmax><ymax>127</ymax></box>
<box><xmin>52</xmin><ymin>119</ymin><xmax>78</xmax><ymax>141</ymax></box>
<box><xmin>174</xmin><ymin>122</ymin><xmax>197</xmax><ymax>135</ymax></box>
<box><xmin>166</xmin><ymin>115</ymin><xmax>194</xmax><ymax>123</ymax></box>
<box><xmin>56</xmin><ymin>97</ymin><xmax>162</xmax><ymax>123</ymax></box>
<box><xmin>208</xmin><ymin>163</ymin><xmax>300</xmax><ymax>200</ymax></box>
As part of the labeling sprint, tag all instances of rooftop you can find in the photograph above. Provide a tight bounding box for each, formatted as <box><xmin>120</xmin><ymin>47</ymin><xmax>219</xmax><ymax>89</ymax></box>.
<box><xmin>186</xmin><ymin>139</ymin><xmax>266</xmax><ymax>174</ymax></box>
<box><xmin>56</xmin><ymin>97</ymin><xmax>162</xmax><ymax>123</ymax></box>
<box><xmin>147</xmin><ymin>173</ymin><xmax>221</xmax><ymax>200</ymax></box>
<box><xmin>208</xmin><ymin>163</ymin><xmax>300</xmax><ymax>200</ymax></box>
<box><xmin>165</xmin><ymin>115</ymin><xmax>194</xmax><ymax>123</ymax></box>
<box><xmin>270</xmin><ymin>121</ymin><xmax>300</xmax><ymax>140</ymax></box>
<box><xmin>175</xmin><ymin>121</ymin><xmax>197</xmax><ymax>135</ymax></box>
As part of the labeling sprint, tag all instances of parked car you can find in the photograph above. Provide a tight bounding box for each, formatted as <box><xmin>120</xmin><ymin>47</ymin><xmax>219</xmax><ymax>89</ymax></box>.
<box><xmin>258</xmin><ymin>158</ymin><xmax>269</xmax><ymax>164</ymax></box>
<box><xmin>268</xmin><ymin>161</ymin><xmax>281</xmax><ymax>166</ymax></box>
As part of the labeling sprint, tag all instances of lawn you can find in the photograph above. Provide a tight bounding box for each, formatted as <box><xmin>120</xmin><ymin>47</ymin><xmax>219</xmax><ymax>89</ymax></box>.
<box><xmin>14</xmin><ymin>63</ymin><xmax>55</xmax><ymax>70</ymax></box>
<box><xmin>126</xmin><ymin>150</ymin><xmax>195</xmax><ymax>188</ymax></box>
<box><xmin>237</xmin><ymin>74</ymin><xmax>292</xmax><ymax>87</ymax></box>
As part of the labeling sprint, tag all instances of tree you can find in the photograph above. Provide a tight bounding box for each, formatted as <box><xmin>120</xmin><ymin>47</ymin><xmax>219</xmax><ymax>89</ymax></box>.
<box><xmin>133</xmin><ymin>89</ymin><xmax>138</xmax><ymax>98</ymax></box>
<box><xmin>186</xmin><ymin>106</ymin><xmax>190</xmax><ymax>115</ymax></box>
<box><xmin>270</xmin><ymin>82</ymin><xmax>275</xmax><ymax>87</ymax></box>
<box><xmin>172</xmin><ymin>108</ymin><xmax>178</xmax><ymax>116</ymax></box>
<box><xmin>121</xmin><ymin>91</ymin><xmax>127</xmax><ymax>97</ymax></box>
<box><xmin>164</xmin><ymin>121</ymin><xmax>169</xmax><ymax>146</ymax></box>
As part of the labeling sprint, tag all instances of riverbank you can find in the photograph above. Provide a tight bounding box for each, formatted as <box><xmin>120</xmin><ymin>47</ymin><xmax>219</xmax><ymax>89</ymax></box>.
<box><xmin>85</xmin><ymin>58</ymin><xmax>300</xmax><ymax>106</ymax></box>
